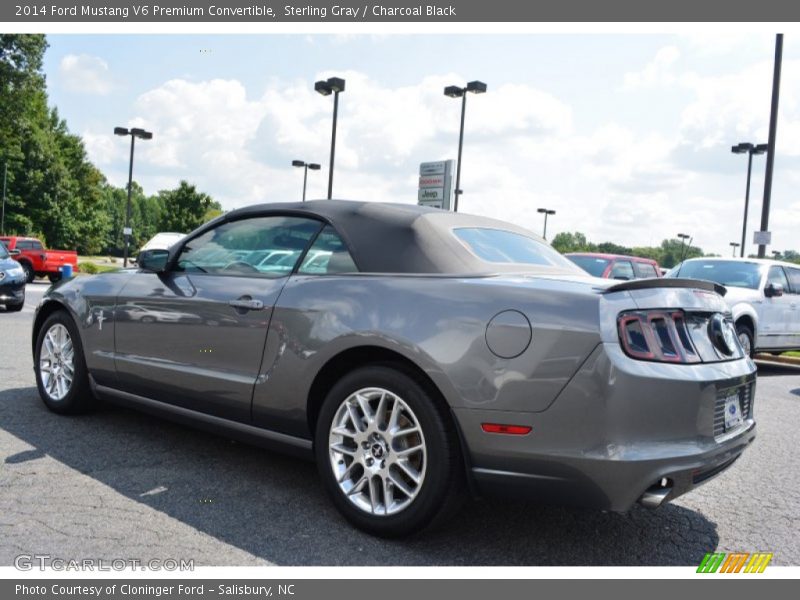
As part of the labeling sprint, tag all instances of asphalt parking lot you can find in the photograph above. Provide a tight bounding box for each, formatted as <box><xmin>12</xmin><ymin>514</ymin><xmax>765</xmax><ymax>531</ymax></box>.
<box><xmin>1</xmin><ymin>281</ymin><xmax>799</xmax><ymax>566</ymax></box>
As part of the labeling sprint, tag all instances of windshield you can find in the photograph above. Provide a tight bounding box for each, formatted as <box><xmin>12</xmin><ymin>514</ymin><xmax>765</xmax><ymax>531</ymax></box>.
<box><xmin>673</xmin><ymin>260</ymin><xmax>762</xmax><ymax>290</ymax></box>
<box><xmin>566</xmin><ymin>255</ymin><xmax>610</xmax><ymax>277</ymax></box>
<box><xmin>453</xmin><ymin>227</ymin><xmax>579</xmax><ymax>269</ymax></box>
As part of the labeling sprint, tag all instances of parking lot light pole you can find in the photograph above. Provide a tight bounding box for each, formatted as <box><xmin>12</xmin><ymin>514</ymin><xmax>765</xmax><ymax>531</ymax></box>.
<box><xmin>444</xmin><ymin>80</ymin><xmax>487</xmax><ymax>212</ymax></box>
<box><xmin>315</xmin><ymin>77</ymin><xmax>345</xmax><ymax>199</ymax></box>
<box><xmin>677</xmin><ymin>233</ymin><xmax>690</xmax><ymax>262</ymax></box>
<box><xmin>537</xmin><ymin>208</ymin><xmax>556</xmax><ymax>240</ymax></box>
<box><xmin>114</xmin><ymin>127</ymin><xmax>153</xmax><ymax>268</ymax></box>
<box><xmin>292</xmin><ymin>160</ymin><xmax>321</xmax><ymax>202</ymax></box>
<box><xmin>730</xmin><ymin>242</ymin><xmax>740</xmax><ymax>257</ymax></box>
<box><xmin>732</xmin><ymin>142</ymin><xmax>768</xmax><ymax>257</ymax></box>
<box><xmin>758</xmin><ymin>34</ymin><xmax>783</xmax><ymax>259</ymax></box>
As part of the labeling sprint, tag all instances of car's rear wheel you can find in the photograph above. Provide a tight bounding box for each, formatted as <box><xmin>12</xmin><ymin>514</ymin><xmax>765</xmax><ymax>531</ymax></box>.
<box><xmin>736</xmin><ymin>321</ymin><xmax>754</xmax><ymax>358</ymax></box>
<box><xmin>34</xmin><ymin>311</ymin><xmax>94</xmax><ymax>414</ymax></box>
<box><xmin>315</xmin><ymin>365</ymin><xmax>463</xmax><ymax>537</ymax></box>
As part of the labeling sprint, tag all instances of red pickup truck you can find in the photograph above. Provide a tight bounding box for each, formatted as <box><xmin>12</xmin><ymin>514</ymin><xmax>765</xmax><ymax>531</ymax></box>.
<box><xmin>0</xmin><ymin>236</ymin><xmax>79</xmax><ymax>283</ymax></box>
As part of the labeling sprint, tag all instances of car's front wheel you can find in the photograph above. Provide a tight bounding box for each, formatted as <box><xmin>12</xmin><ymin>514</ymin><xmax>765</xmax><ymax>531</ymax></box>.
<box><xmin>735</xmin><ymin>321</ymin><xmax>754</xmax><ymax>358</ymax></box>
<box><xmin>315</xmin><ymin>365</ymin><xmax>463</xmax><ymax>537</ymax></box>
<box><xmin>21</xmin><ymin>262</ymin><xmax>35</xmax><ymax>283</ymax></box>
<box><xmin>34</xmin><ymin>310</ymin><xmax>94</xmax><ymax>414</ymax></box>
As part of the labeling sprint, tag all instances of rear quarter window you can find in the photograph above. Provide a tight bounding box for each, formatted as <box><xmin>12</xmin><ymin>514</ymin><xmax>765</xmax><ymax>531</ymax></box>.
<box><xmin>453</xmin><ymin>227</ymin><xmax>577</xmax><ymax>269</ymax></box>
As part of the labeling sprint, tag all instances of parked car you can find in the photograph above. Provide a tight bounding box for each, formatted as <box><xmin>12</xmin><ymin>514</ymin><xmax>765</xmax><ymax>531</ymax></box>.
<box><xmin>0</xmin><ymin>241</ymin><xmax>26</xmax><ymax>311</ymax></box>
<box><xmin>667</xmin><ymin>257</ymin><xmax>800</xmax><ymax>356</ymax></box>
<box><xmin>32</xmin><ymin>201</ymin><xmax>755</xmax><ymax>536</ymax></box>
<box><xmin>0</xmin><ymin>236</ymin><xmax>79</xmax><ymax>283</ymax></box>
<box><xmin>565</xmin><ymin>252</ymin><xmax>662</xmax><ymax>280</ymax></box>
<box><xmin>139</xmin><ymin>232</ymin><xmax>186</xmax><ymax>252</ymax></box>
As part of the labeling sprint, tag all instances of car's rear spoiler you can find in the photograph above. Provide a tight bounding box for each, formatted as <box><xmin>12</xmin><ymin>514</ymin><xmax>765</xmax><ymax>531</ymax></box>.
<box><xmin>603</xmin><ymin>278</ymin><xmax>727</xmax><ymax>297</ymax></box>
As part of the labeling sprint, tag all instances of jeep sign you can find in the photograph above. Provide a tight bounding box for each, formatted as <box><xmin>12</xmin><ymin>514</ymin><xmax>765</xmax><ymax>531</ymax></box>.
<box><xmin>418</xmin><ymin>160</ymin><xmax>454</xmax><ymax>211</ymax></box>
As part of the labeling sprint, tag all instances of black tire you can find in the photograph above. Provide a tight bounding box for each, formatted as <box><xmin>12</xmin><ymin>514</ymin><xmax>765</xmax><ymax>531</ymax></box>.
<box><xmin>735</xmin><ymin>321</ymin><xmax>755</xmax><ymax>358</ymax></box>
<box><xmin>48</xmin><ymin>273</ymin><xmax>61</xmax><ymax>283</ymax></box>
<box><xmin>21</xmin><ymin>262</ymin><xmax>35</xmax><ymax>283</ymax></box>
<box><xmin>314</xmin><ymin>364</ymin><xmax>464</xmax><ymax>537</ymax></box>
<box><xmin>34</xmin><ymin>310</ymin><xmax>94</xmax><ymax>414</ymax></box>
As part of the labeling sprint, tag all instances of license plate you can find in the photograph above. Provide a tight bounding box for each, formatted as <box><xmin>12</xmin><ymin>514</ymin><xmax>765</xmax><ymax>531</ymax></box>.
<box><xmin>724</xmin><ymin>394</ymin><xmax>743</xmax><ymax>431</ymax></box>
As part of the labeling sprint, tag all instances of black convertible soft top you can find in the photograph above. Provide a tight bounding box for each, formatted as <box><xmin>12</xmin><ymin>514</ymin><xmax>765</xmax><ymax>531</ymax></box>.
<box><xmin>210</xmin><ymin>199</ymin><xmax>581</xmax><ymax>276</ymax></box>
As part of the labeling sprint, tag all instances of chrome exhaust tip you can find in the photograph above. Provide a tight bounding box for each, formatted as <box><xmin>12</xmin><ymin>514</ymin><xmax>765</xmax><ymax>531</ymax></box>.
<box><xmin>638</xmin><ymin>478</ymin><xmax>672</xmax><ymax>509</ymax></box>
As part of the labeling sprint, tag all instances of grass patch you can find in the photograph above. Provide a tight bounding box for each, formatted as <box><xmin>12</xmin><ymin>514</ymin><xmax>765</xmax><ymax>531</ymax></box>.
<box><xmin>77</xmin><ymin>262</ymin><xmax>119</xmax><ymax>275</ymax></box>
<box><xmin>784</xmin><ymin>351</ymin><xmax>800</xmax><ymax>358</ymax></box>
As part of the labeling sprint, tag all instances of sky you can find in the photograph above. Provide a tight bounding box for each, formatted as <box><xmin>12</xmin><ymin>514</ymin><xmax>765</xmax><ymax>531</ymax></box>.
<box><xmin>41</xmin><ymin>33</ymin><xmax>800</xmax><ymax>256</ymax></box>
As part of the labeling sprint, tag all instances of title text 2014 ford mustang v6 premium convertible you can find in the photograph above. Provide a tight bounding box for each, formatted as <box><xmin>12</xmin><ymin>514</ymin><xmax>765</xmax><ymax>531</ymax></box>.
<box><xmin>32</xmin><ymin>201</ymin><xmax>756</xmax><ymax>536</ymax></box>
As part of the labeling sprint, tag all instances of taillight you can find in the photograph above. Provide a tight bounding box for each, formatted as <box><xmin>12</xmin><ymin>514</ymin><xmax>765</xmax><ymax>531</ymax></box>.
<box><xmin>618</xmin><ymin>310</ymin><xmax>700</xmax><ymax>363</ymax></box>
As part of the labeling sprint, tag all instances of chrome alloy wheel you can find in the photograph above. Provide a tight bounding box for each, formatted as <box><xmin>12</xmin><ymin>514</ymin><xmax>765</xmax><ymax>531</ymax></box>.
<box><xmin>39</xmin><ymin>323</ymin><xmax>75</xmax><ymax>401</ymax></box>
<box><xmin>738</xmin><ymin>331</ymin><xmax>752</xmax><ymax>357</ymax></box>
<box><xmin>328</xmin><ymin>387</ymin><xmax>427</xmax><ymax>516</ymax></box>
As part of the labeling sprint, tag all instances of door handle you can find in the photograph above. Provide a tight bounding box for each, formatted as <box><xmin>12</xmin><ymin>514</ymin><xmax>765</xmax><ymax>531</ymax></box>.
<box><xmin>228</xmin><ymin>297</ymin><xmax>264</xmax><ymax>311</ymax></box>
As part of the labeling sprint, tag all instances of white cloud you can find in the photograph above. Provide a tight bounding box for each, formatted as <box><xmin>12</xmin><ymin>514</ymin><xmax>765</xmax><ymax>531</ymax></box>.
<box><xmin>59</xmin><ymin>54</ymin><xmax>113</xmax><ymax>95</ymax></box>
<box><xmin>76</xmin><ymin>45</ymin><xmax>800</xmax><ymax>257</ymax></box>
<box><xmin>623</xmin><ymin>46</ymin><xmax>681</xmax><ymax>89</ymax></box>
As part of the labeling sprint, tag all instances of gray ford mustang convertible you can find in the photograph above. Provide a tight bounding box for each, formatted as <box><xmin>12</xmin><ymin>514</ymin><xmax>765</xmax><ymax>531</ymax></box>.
<box><xmin>32</xmin><ymin>200</ymin><xmax>756</xmax><ymax>536</ymax></box>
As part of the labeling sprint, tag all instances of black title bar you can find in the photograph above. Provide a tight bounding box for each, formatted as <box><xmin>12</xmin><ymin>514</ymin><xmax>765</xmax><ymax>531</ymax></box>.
<box><xmin>4</xmin><ymin>0</ymin><xmax>800</xmax><ymax>22</ymax></box>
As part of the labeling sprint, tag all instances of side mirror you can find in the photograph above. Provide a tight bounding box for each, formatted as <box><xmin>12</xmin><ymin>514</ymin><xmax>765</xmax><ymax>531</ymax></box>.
<box><xmin>9</xmin><ymin>249</ymin><xmax>21</xmax><ymax>256</ymax></box>
<box><xmin>765</xmin><ymin>282</ymin><xmax>784</xmax><ymax>298</ymax></box>
<box><xmin>137</xmin><ymin>249</ymin><xmax>169</xmax><ymax>273</ymax></box>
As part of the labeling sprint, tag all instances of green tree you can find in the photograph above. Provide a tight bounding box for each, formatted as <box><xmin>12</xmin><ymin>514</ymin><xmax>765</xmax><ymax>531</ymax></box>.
<box><xmin>1</xmin><ymin>35</ymin><xmax>110</xmax><ymax>253</ymax></box>
<box><xmin>157</xmin><ymin>181</ymin><xmax>217</xmax><ymax>233</ymax></box>
<box><xmin>551</xmin><ymin>231</ymin><xmax>593</xmax><ymax>254</ymax></box>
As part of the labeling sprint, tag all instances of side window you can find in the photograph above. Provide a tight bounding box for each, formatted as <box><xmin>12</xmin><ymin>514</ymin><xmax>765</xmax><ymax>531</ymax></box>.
<box><xmin>633</xmin><ymin>261</ymin><xmax>658</xmax><ymax>279</ymax></box>
<box><xmin>31</xmin><ymin>240</ymin><xmax>43</xmax><ymax>250</ymax></box>
<box><xmin>176</xmin><ymin>216</ymin><xmax>323</xmax><ymax>278</ymax></box>
<box><xmin>17</xmin><ymin>241</ymin><xmax>32</xmax><ymax>250</ymax></box>
<box><xmin>610</xmin><ymin>260</ymin><xmax>635</xmax><ymax>280</ymax></box>
<box><xmin>298</xmin><ymin>225</ymin><xmax>358</xmax><ymax>275</ymax></box>
<box><xmin>784</xmin><ymin>267</ymin><xmax>800</xmax><ymax>294</ymax></box>
<box><xmin>767</xmin><ymin>265</ymin><xmax>790</xmax><ymax>291</ymax></box>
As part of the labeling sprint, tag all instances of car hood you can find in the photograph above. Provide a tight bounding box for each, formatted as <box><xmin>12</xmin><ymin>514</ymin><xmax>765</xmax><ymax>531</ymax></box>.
<box><xmin>720</xmin><ymin>284</ymin><xmax>760</xmax><ymax>305</ymax></box>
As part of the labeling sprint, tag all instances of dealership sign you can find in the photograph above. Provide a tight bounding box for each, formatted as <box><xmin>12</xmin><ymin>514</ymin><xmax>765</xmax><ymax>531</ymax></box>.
<box><xmin>417</xmin><ymin>160</ymin><xmax>454</xmax><ymax>210</ymax></box>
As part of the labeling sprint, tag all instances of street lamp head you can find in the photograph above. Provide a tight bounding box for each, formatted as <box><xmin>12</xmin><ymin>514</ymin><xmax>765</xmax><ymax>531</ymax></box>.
<box><xmin>314</xmin><ymin>80</ymin><xmax>332</xmax><ymax>96</ymax></box>
<box><xmin>537</xmin><ymin>208</ymin><xmax>547</xmax><ymax>214</ymax></box>
<box><xmin>730</xmin><ymin>242</ymin><xmax>739</xmax><ymax>247</ymax></box>
<box><xmin>114</xmin><ymin>127</ymin><xmax>129</xmax><ymax>136</ymax></box>
<box><xmin>466</xmin><ymin>80</ymin><xmax>488</xmax><ymax>94</ymax></box>
<box><xmin>754</xmin><ymin>143</ymin><xmax>769</xmax><ymax>155</ymax></box>
<box><xmin>130</xmin><ymin>128</ymin><xmax>153</xmax><ymax>140</ymax></box>
<box><xmin>326</xmin><ymin>77</ymin><xmax>345</xmax><ymax>93</ymax></box>
<box><xmin>444</xmin><ymin>85</ymin><xmax>464</xmax><ymax>98</ymax></box>
<box><xmin>677</xmin><ymin>233</ymin><xmax>690</xmax><ymax>239</ymax></box>
<box><xmin>292</xmin><ymin>160</ymin><xmax>305</xmax><ymax>168</ymax></box>
<box><xmin>731</xmin><ymin>143</ymin><xmax>754</xmax><ymax>154</ymax></box>
<box><xmin>308</xmin><ymin>163</ymin><xmax>321</xmax><ymax>170</ymax></box>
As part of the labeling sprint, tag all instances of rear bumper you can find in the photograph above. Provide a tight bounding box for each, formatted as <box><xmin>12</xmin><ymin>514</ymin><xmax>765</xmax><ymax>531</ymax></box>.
<box><xmin>454</xmin><ymin>342</ymin><xmax>758</xmax><ymax>511</ymax></box>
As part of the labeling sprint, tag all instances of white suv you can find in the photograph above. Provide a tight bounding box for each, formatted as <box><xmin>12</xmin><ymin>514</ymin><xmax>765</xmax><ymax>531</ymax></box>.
<box><xmin>667</xmin><ymin>257</ymin><xmax>800</xmax><ymax>356</ymax></box>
